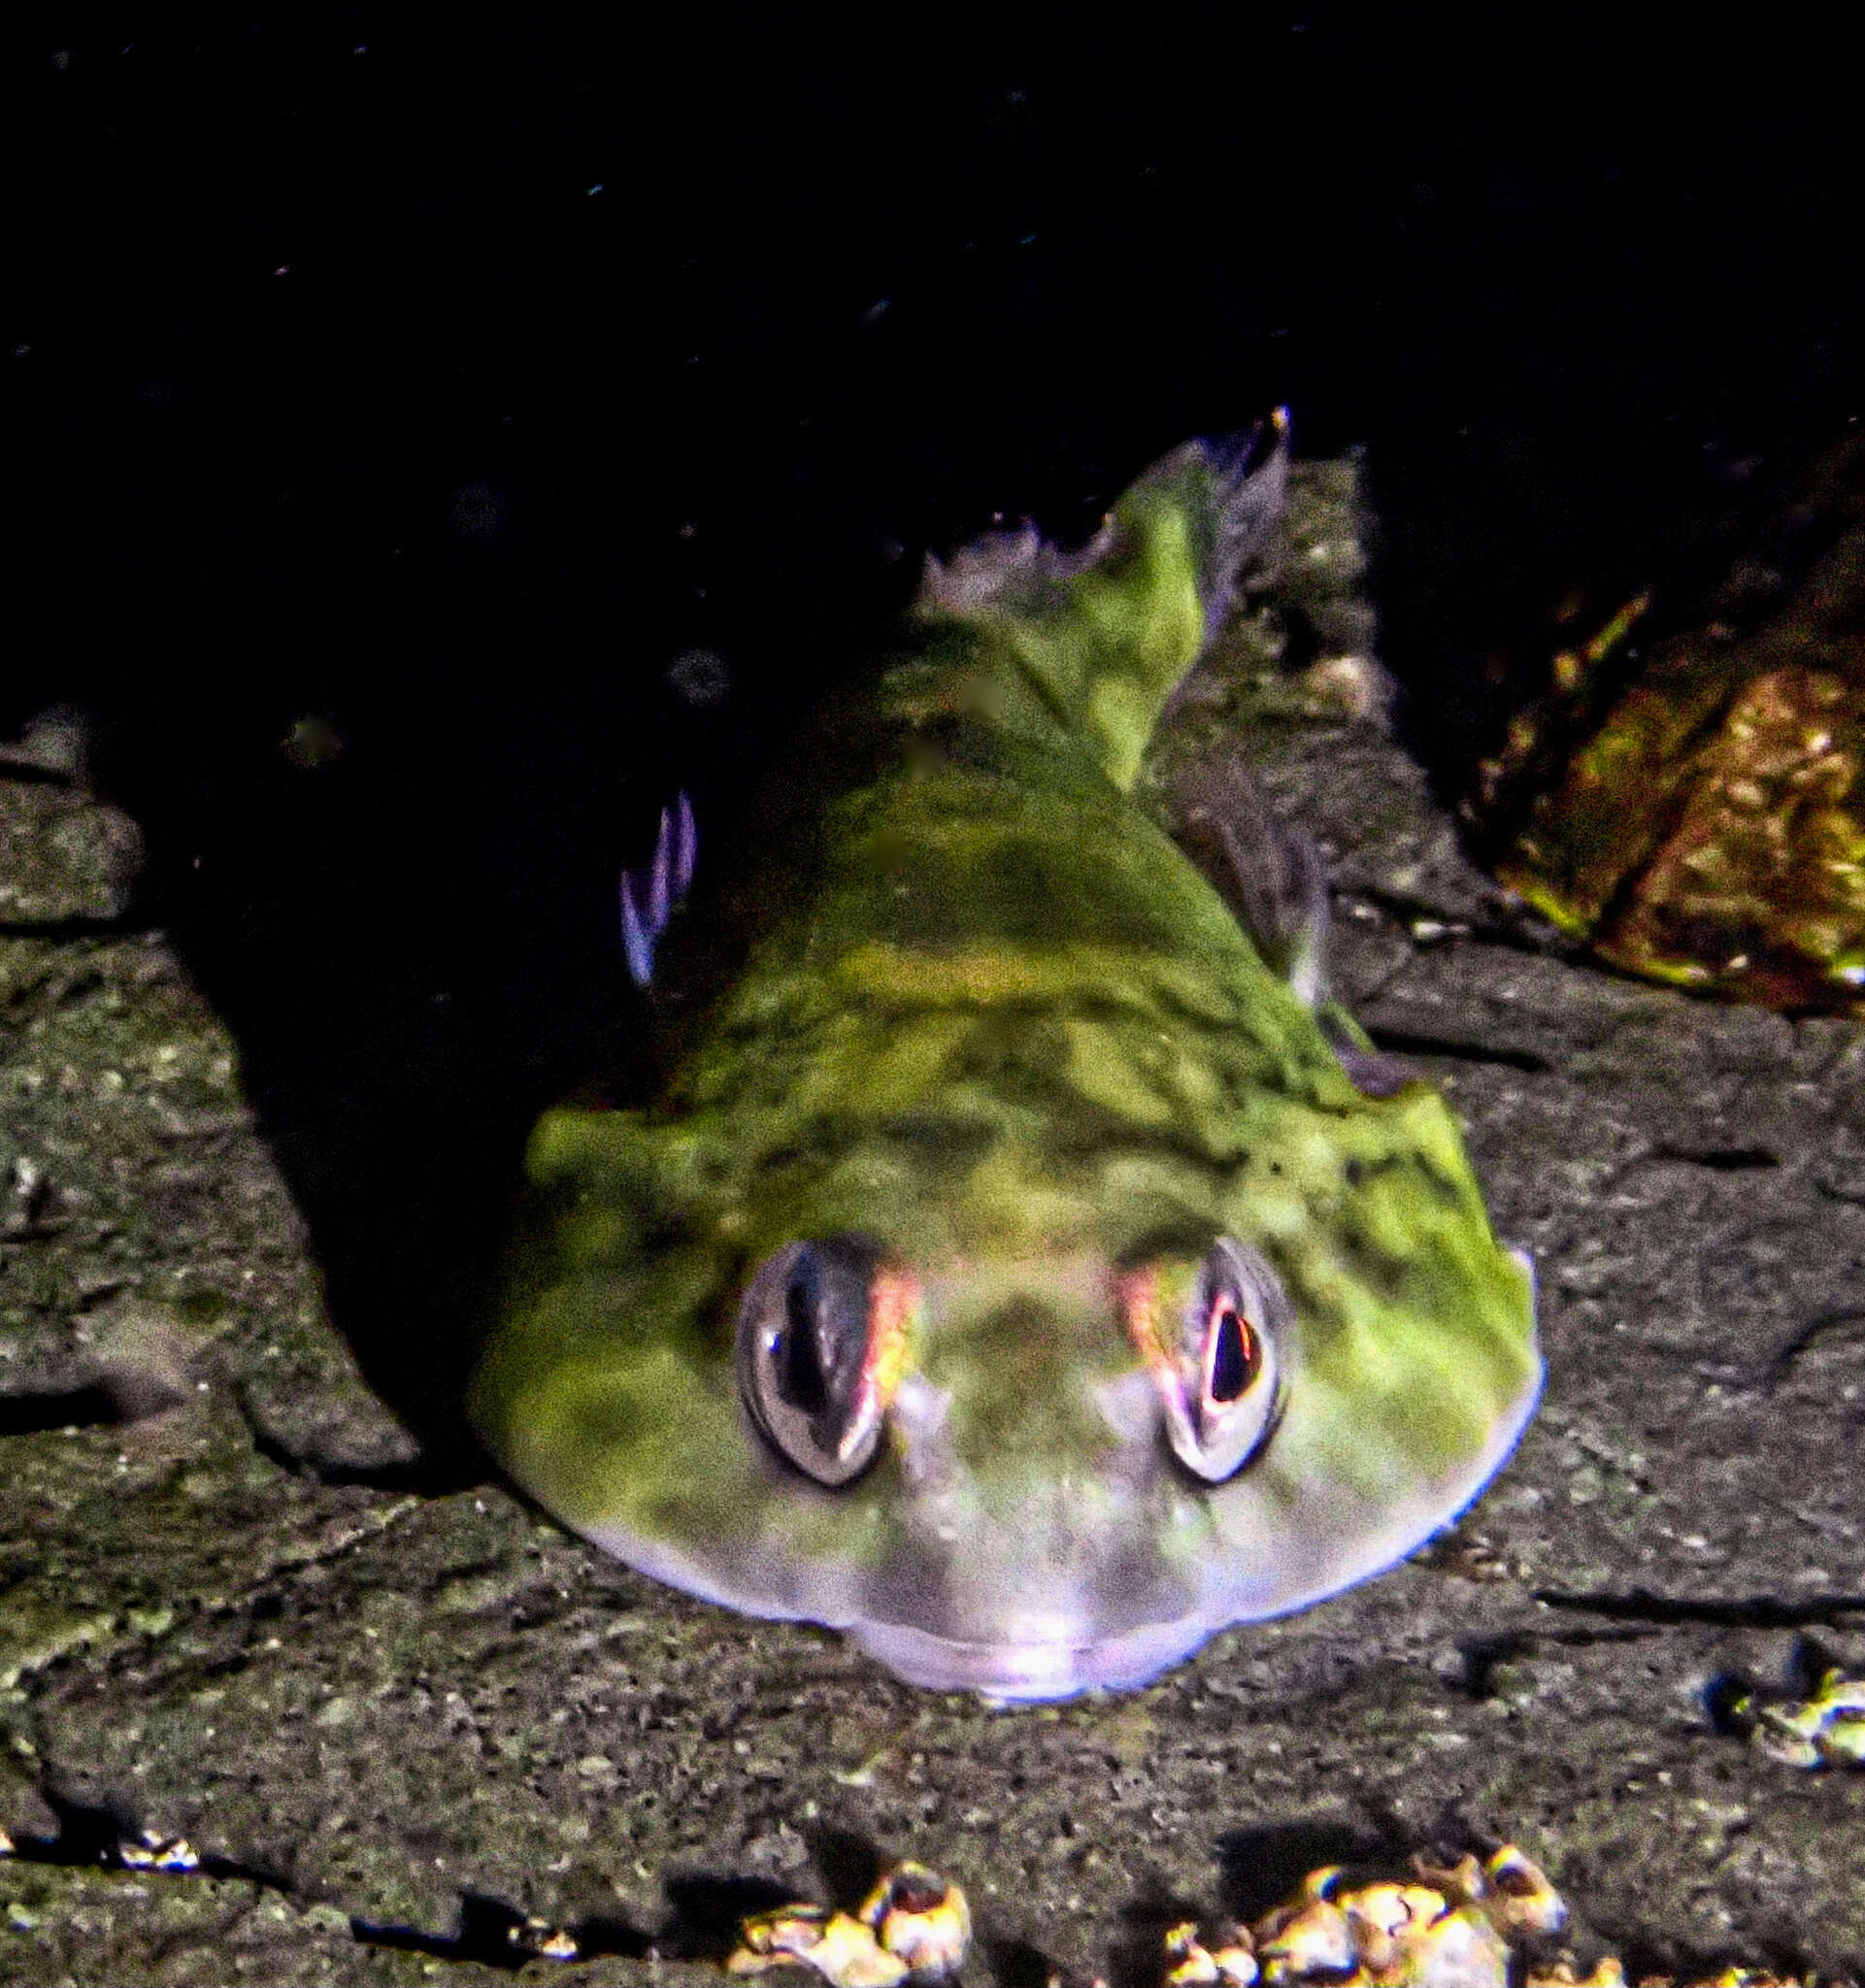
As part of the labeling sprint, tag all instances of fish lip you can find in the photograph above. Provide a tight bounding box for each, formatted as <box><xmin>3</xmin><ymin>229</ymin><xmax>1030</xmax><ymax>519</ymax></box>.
<box><xmin>848</xmin><ymin>1611</ymin><xmax>1209</xmax><ymax>1703</ymax></box>
<box><xmin>591</xmin><ymin>1520</ymin><xmax>1199</xmax><ymax>1700</ymax></box>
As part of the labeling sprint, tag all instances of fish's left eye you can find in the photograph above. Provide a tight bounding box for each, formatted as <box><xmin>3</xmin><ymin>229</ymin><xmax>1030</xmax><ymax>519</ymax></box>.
<box><xmin>735</xmin><ymin>1238</ymin><xmax>916</xmax><ymax>1488</ymax></box>
<box><xmin>1122</xmin><ymin>1237</ymin><xmax>1285</xmax><ymax>1482</ymax></box>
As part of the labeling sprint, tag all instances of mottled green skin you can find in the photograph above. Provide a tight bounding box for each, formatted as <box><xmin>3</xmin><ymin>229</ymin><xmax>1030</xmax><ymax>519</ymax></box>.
<box><xmin>470</xmin><ymin>440</ymin><xmax>1539</xmax><ymax>1699</ymax></box>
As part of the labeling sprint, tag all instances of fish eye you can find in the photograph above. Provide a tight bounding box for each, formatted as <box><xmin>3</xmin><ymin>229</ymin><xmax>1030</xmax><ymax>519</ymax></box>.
<box><xmin>735</xmin><ymin>1238</ymin><xmax>914</xmax><ymax>1487</ymax></box>
<box><xmin>1120</xmin><ymin>1237</ymin><xmax>1285</xmax><ymax>1482</ymax></box>
<box><xmin>1204</xmin><ymin>1289</ymin><xmax>1254</xmax><ymax>1404</ymax></box>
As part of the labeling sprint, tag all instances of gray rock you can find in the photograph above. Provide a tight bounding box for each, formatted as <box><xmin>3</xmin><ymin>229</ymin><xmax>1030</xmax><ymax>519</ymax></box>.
<box><xmin>5</xmin><ymin>468</ymin><xmax>1864</xmax><ymax>1984</ymax></box>
<box><xmin>0</xmin><ymin>779</ymin><xmax>144</xmax><ymax>932</ymax></box>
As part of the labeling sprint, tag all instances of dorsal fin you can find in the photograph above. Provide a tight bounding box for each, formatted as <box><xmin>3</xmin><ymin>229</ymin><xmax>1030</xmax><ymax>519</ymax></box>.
<box><xmin>914</xmin><ymin>411</ymin><xmax>1289</xmax><ymax>791</ymax></box>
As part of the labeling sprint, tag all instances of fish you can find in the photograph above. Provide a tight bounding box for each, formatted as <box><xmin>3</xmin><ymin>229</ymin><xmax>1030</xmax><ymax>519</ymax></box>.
<box><xmin>467</xmin><ymin>415</ymin><xmax>1541</xmax><ymax>1701</ymax></box>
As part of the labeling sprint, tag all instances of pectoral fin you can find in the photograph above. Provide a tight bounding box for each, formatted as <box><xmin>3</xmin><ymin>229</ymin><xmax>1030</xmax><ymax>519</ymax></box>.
<box><xmin>1164</xmin><ymin>749</ymin><xmax>1417</xmax><ymax>1101</ymax></box>
<box><xmin>1162</xmin><ymin>748</ymin><xmax>1329</xmax><ymax>1008</ymax></box>
<box><xmin>619</xmin><ymin>791</ymin><xmax>698</xmax><ymax>987</ymax></box>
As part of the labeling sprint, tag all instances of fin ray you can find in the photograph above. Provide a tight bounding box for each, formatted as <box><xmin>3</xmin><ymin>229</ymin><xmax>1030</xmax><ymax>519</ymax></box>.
<box><xmin>619</xmin><ymin>791</ymin><xmax>698</xmax><ymax>987</ymax></box>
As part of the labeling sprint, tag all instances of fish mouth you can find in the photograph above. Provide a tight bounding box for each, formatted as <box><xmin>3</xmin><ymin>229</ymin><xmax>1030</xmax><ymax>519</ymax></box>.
<box><xmin>588</xmin><ymin>1519</ymin><xmax>1202</xmax><ymax>1699</ymax></box>
<box><xmin>590</xmin><ymin>1504</ymin><xmax>1214</xmax><ymax>1702</ymax></box>
<box><xmin>848</xmin><ymin>1610</ymin><xmax>1212</xmax><ymax>1702</ymax></box>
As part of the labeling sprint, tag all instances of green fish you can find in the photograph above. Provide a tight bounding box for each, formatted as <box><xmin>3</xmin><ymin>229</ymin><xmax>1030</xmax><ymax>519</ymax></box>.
<box><xmin>469</xmin><ymin>417</ymin><xmax>1540</xmax><ymax>1701</ymax></box>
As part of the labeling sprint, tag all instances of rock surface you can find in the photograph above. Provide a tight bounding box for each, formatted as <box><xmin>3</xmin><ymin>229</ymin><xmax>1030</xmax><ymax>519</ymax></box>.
<box><xmin>6</xmin><ymin>465</ymin><xmax>1865</xmax><ymax>1985</ymax></box>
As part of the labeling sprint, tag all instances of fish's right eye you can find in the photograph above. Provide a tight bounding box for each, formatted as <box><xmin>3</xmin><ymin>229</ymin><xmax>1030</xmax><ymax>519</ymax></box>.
<box><xmin>736</xmin><ymin>1238</ymin><xmax>915</xmax><ymax>1487</ymax></box>
<box><xmin>1119</xmin><ymin>1237</ymin><xmax>1287</xmax><ymax>1483</ymax></box>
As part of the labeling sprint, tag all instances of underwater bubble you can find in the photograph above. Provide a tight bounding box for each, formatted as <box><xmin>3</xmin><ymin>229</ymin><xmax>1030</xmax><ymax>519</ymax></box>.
<box><xmin>665</xmin><ymin>647</ymin><xmax>732</xmax><ymax>708</ymax></box>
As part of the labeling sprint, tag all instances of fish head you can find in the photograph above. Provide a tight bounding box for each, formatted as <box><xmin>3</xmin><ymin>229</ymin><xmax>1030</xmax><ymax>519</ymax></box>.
<box><xmin>471</xmin><ymin>1001</ymin><xmax>1539</xmax><ymax>1700</ymax></box>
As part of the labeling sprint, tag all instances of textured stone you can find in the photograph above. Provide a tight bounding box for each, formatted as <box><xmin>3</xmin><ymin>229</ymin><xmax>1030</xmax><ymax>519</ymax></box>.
<box><xmin>6</xmin><ymin>470</ymin><xmax>1865</xmax><ymax>1983</ymax></box>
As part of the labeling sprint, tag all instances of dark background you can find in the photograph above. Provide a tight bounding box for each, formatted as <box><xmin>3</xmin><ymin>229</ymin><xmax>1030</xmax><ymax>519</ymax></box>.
<box><xmin>7</xmin><ymin>12</ymin><xmax>1859</xmax><ymax>1447</ymax></box>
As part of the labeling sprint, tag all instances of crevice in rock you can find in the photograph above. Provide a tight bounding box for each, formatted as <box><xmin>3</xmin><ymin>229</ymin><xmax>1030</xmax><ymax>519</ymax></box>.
<box><xmin>0</xmin><ymin>1382</ymin><xmax>137</xmax><ymax>1438</ymax></box>
<box><xmin>1454</xmin><ymin>1623</ymin><xmax>1663</xmax><ymax>1698</ymax></box>
<box><xmin>352</xmin><ymin>1872</ymin><xmax>805</xmax><ymax>1972</ymax></box>
<box><xmin>1765</xmin><ymin>1306</ymin><xmax>1865</xmax><ymax>1378</ymax></box>
<box><xmin>1534</xmin><ymin>1587</ymin><xmax>1865</xmax><ymax>1629</ymax></box>
<box><xmin>230</xmin><ymin>1380</ymin><xmax>491</xmax><ymax>1498</ymax></box>
<box><xmin>1649</xmin><ymin>1142</ymin><xmax>1782</xmax><ymax>1172</ymax></box>
<box><xmin>0</xmin><ymin>758</ymin><xmax>78</xmax><ymax>787</ymax></box>
<box><xmin>2</xmin><ymin>1795</ymin><xmax>656</xmax><ymax>1971</ymax></box>
<box><xmin>0</xmin><ymin>1338</ymin><xmax>200</xmax><ymax>1438</ymax></box>
<box><xmin>352</xmin><ymin>1889</ymin><xmax>649</xmax><ymax>1971</ymax></box>
<box><xmin>0</xmin><ymin>912</ymin><xmax>159</xmax><ymax>941</ymax></box>
<box><xmin>4</xmin><ymin>1786</ymin><xmax>291</xmax><ymax>1893</ymax></box>
<box><xmin>1362</xmin><ymin>1026</ymin><xmax>1551</xmax><ymax>1075</ymax></box>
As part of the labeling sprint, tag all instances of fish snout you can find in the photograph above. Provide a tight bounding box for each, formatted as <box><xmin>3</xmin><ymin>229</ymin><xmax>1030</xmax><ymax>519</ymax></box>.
<box><xmin>850</xmin><ymin>1485</ymin><xmax>1205</xmax><ymax>1699</ymax></box>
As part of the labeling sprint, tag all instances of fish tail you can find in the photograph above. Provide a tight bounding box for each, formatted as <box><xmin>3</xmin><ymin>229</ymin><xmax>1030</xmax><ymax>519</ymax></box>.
<box><xmin>915</xmin><ymin>411</ymin><xmax>1289</xmax><ymax>791</ymax></box>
